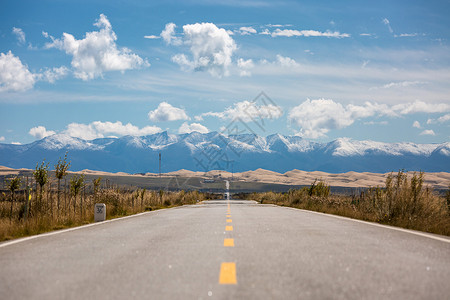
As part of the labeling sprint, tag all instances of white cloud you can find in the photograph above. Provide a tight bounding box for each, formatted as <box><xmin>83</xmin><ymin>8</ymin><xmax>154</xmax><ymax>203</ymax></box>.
<box><xmin>11</xmin><ymin>142</ymin><xmax>21</xmax><ymax>145</ymax></box>
<box><xmin>0</xmin><ymin>51</ymin><xmax>36</xmax><ymax>92</ymax></box>
<box><xmin>271</xmin><ymin>29</ymin><xmax>350</xmax><ymax>38</ymax></box>
<box><xmin>144</xmin><ymin>35</ymin><xmax>160</xmax><ymax>39</ymax></box>
<box><xmin>420</xmin><ymin>129</ymin><xmax>435</xmax><ymax>136</ymax></box>
<box><xmin>65</xmin><ymin>121</ymin><xmax>162</xmax><ymax>140</ymax></box>
<box><xmin>237</xmin><ymin>58</ymin><xmax>254</xmax><ymax>76</ymax></box>
<box><xmin>259</xmin><ymin>29</ymin><xmax>270</xmax><ymax>35</ymax></box>
<box><xmin>0</xmin><ymin>136</ymin><xmax>5</xmax><ymax>142</ymax></box>
<box><xmin>239</xmin><ymin>26</ymin><xmax>257</xmax><ymax>35</ymax></box>
<box><xmin>12</xmin><ymin>27</ymin><xmax>26</xmax><ymax>44</ymax></box>
<box><xmin>29</xmin><ymin>126</ymin><xmax>56</xmax><ymax>139</ymax></box>
<box><xmin>178</xmin><ymin>122</ymin><xmax>209</xmax><ymax>134</ymax></box>
<box><xmin>45</xmin><ymin>14</ymin><xmax>149</xmax><ymax>80</ymax></box>
<box><xmin>198</xmin><ymin>100</ymin><xmax>283</xmax><ymax>123</ymax></box>
<box><xmin>412</xmin><ymin>121</ymin><xmax>421</xmax><ymax>129</ymax></box>
<box><xmin>161</xmin><ymin>23</ymin><xmax>182</xmax><ymax>45</ymax></box>
<box><xmin>375</xmin><ymin>81</ymin><xmax>425</xmax><ymax>89</ymax></box>
<box><xmin>391</xmin><ymin>100</ymin><xmax>450</xmax><ymax>115</ymax></box>
<box><xmin>169</xmin><ymin>22</ymin><xmax>237</xmax><ymax>77</ymax></box>
<box><xmin>288</xmin><ymin>98</ymin><xmax>450</xmax><ymax>139</ymax></box>
<box><xmin>276</xmin><ymin>54</ymin><xmax>299</xmax><ymax>67</ymax></box>
<box><xmin>148</xmin><ymin>102</ymin><xmax>190</xmax><ymax>122</ymax></box>
<box><xmin>395</xmin><ymin>33</ymin><xmax>418</xmax><ymax>38</ymax></box>
<box><xmin>427</xmin><ymin>114</ymin><xmax>450</xmax><ymax>124</ymax></box>
<box><xmin>383</xmin><ymin>18</ymin><xmax>394</xmax><ymax>33</ymax></box>
<box><xmin>38</xmin><ymin>66</ymin><xmax>70</xmax><ymax>83</ymax></box>
<box><xmin>288</xmin><ymin>99</ymin><xmax>356</xmax><ymax>139</ymax></box>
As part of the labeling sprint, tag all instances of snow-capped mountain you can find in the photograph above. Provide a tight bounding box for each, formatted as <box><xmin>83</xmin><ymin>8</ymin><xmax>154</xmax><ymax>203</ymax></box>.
<box><xmin>0</xmin><ymin>132</ymin><xmax>448</xmax><ymax>173</ymax></box>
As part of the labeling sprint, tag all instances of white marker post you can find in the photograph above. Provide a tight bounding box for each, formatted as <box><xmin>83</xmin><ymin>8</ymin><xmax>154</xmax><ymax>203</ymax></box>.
<box><xmin>94</xmin><ymin>203</ymin><xmax>106</xmax><ymax>222</ymax></box>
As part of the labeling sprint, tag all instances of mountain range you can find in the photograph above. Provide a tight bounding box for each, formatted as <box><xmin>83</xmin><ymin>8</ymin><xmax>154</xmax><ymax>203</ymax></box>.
<box><xmin>0</xmin><ymin>132</ymin><xmax>449</xmax><ymax>173</ymax></box>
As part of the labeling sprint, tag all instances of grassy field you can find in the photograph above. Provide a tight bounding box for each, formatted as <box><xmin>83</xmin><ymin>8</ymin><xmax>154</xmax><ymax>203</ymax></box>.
<box><xmin>240</xmin><ymin>171</ymin><xmax>450</xmax><ymax>236</ymax></box>
<box><xmin>1</xmin><ymin>163</ymin><xmax>449</xmax><ymax>240</ymax></box>
<box><xmin>0</xmin><ymin>168</ymin><xmax>220</xmax><ymax>242</ymax></box>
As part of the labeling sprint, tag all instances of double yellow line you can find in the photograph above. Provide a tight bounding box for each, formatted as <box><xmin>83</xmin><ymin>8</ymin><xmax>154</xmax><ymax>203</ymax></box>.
<box><xmin>219</xmin><ymin>201</ymin><xmax>237</xmax><ymax>284</ymax></box>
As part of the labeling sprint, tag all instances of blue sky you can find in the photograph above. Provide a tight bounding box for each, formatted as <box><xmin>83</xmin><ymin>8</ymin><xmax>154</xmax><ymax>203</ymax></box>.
<box><xmin>1</xmin><ymin>0</ymin><xmax>449</xmax><ymax>145</ymax></box>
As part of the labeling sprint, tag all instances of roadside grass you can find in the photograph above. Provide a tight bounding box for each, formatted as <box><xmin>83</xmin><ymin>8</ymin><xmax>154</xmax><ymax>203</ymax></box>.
<box><xmin>0</xmin><ymin>186</ymin><xmax>216</xmax><ymax>242</ymax></box>
<box><xmin>242</xmin><ymin>171</ymin><xmax>450</xmax><ymax>236</ymax></box>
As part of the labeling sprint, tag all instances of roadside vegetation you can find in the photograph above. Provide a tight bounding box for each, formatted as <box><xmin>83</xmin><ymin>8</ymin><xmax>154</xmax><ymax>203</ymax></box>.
<box><xmin>241</xmin><ymin>171</ymin><xmax>450</xmax><ymax>236</ymax></box>
<box><xmin>0</xmin><ymin>154</ymin><xmax>217</xmax><ymax>242</ymax></box>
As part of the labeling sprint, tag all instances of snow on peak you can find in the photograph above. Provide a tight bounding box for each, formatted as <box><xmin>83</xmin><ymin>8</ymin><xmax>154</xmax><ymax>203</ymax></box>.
<box><xmin>327</xmin><ymin>138</ymin><xmax>438</xmax><ymax>157</ymax></box>
<box><xmin>38</xmin><ymin>134</ymin><xmax>103</xmax><ymax>150</ymax></box>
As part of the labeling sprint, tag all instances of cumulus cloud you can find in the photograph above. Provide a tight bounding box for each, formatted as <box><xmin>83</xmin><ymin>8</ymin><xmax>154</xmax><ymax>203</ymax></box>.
<box><xmin>167</xmin><ymin>22</ymin><xmax>237</xmax><ymax>77</ymax></box>
<box><xmin>0</xmin><ymin>51</ymin><xmax>36</xmax><ymax>92</ymax></box>
<box><xmin>289</xmin><ymin>99</ymin><xmax>450</xmax><ymax>139</ymax></box>
<box><xmin>178</xmin><ymin>122</ymin><xmax>209</xmax><ymax>134</ymax></box>
<box><xmin>148</xmin><ymin>102</ymin><xmax>190</xmax><ymax>122</ymax></box>
<box><xmin>45</xmin><ymin>14</ymin><xmax>149</xmax><ymax>80</ymax></box>
<box><xmin>412</xmin><ymin>121</ymin><xmax>421</xmax><ymax>129</ymax></box>
<box><xmin>288</xmin><ymin>99</ymin><xmax>356</xmax><ymax>138</ymax></box>
<box><xmin>12</xmin><ymin>27</ymin><xmax>26</xmax><ymax>44</ymax></box>
<box><xmin>271</xmin><ymin>29</ymin><xmax>350</xmax><ymax>38</ymax></box>
<box><xmin>38</xmin><ymin>66</ymin><xmax>70</xmax><ymax>83</ymax></box>
<box><xmin>391</xmin><ymin>100</ymin><xmax>450</xmax><ymax>115</ymax></box>
<box><xmin>276</xmin><ymin>54</ymin><xmax>299</xmax><ymax>67</ymax></box>
<box><xmin>29</xmin><ymin>126</ymin><xmax>56</xmax><ymax>139</ymax></box>
<box><xmin>420</xmin><ymin>129</ymin><xmax>435</xmax><ymax>136</ymax></box>
<box><xmin>65</xmin><ymin>121</ymin><xmax>162</xmax><ymax>140</ymax></box>
<box><xmin>197</xmin><ymin>100</ymin><xmax>283</xmax><ymax>123</ymax></box>
<box><xmin>239</xmin><ymin>26</ymin><xmax>257</xmax><ymax>35</ymax></box>
<box><xmin>0</xmin><ymin>51</ymin><xmax>69</xmax><ymax>92</ymax></box>
<box><xmin>161</xmin><ymin>23</ymin><xmax>181</xmax><ymax>45</ymax></box>
<box><xmin>237</xmin><ymin>58</ymin><xmax>254</xmax><ymax>76</ymax></box>
<box><xmin>427</xmin><ymin>114</ymin><xmax>450</xmax><ymax>124</ymax></box>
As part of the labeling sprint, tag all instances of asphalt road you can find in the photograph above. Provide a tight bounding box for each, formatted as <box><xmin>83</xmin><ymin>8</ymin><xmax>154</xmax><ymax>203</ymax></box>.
<box><xmin>1</xmin><ymin>200</ymin><xmax>449</xmax><ymax>299</ymax></box>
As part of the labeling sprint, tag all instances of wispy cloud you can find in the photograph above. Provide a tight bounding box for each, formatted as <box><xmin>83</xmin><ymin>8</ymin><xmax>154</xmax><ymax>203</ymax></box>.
<box><xmin>271</xmin><ymin>29</ymin><xmax>350</xmax><ymax>38</ymax></box>
<box><xmin>144</xmin><ymin>35</ymin><xmax>160</xmax><ymax>39</ymax></box>
<box><xmin>382</xmin><ymin>18</ymin><xmax>393</xmax><ymax>33</ymax></box>
<box><xmin>12</xmin><ymin>27</ymin><xmax>26</xmax><ymax>44</ymax></box>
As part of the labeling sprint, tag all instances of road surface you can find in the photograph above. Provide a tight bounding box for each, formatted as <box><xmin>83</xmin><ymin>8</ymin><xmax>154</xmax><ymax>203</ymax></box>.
<box><xmin>1</xmin><ymin>200</ymin><xmax>449</xmax><ymax>299</ymax></box>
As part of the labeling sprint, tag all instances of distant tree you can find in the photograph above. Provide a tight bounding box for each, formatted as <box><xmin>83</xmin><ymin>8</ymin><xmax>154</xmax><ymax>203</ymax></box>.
<box><xmin>70</xmin><ymin>174</ymin><xmax>85</xmax><ymax>219</ymax></box>
<box><xmin>54</xmin><ymin>152</ymin><xmax>70</xmax><ymax>216</ymax></box>
<box><xmin>34</xmin><ymin>160</ymin><xmax>49</xmax><ymax>211</ymax></box>
<box><xmin>8</xmin><ymin>176</ymin><xmax>21</xmax><ymax>223</ymax></box>
<box><xmin>92</xmin><ymin>177</ymin><xmax>102</xmax><ymax>202</ymax></box>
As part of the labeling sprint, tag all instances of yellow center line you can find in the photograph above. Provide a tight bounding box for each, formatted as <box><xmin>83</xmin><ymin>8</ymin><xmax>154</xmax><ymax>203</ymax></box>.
<box><xmin>226</xmin><ymin>219</ymin><xmax>232</xmax><ymax>223</ymax></box>
<box><xmin>219</xmin><ymin>262</ymin><xmax>237</xmax><ymax>284</ymax></box>
<box><xmin>224</xmin><ymin>238</ymin><xmax>234</xmax><ymax>247</ymax></box>
<box><xmin>226</xmin><ymin>215</ymin><xmax>231</xmax><ymax>218</ymax></box>
<box><xmin>225</xmin><ymin>225</ymin><xmax>233</xmax><ymax>231</ymax></box>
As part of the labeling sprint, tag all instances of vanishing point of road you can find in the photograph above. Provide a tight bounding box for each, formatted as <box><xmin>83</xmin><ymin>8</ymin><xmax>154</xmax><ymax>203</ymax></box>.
<box><xmin>1</xmin><ymin>199</ymin><xmax>449</xmax><ymax>299</ymax></box>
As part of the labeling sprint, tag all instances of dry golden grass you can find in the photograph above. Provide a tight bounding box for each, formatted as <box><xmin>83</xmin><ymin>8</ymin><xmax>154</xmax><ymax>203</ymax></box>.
<box><xmin>0</xmin><ymin>185</ymin><xmax>216</xmax><ymax>242</ymax></box>
<box><xmin>244</xmin><ymin>171</ymin><xmax>450</xmax><ymax>236</ymax></box>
